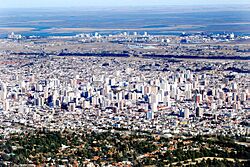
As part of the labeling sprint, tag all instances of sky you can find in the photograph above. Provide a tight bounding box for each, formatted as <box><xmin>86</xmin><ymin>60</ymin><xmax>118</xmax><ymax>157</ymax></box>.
<box><xmin>0</xmin><ymin>0</ymin><xmax>250</xmax><ymax>8</ymax></box>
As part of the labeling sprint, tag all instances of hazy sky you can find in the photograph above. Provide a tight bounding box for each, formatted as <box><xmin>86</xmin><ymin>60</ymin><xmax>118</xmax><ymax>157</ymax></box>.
<box><xmin>0</xmin><ymin>0</ymin><xmax>250</xmax><ymax>8</ymax></box>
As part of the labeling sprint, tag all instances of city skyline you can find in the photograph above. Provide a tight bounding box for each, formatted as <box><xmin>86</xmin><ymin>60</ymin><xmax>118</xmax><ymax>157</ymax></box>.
<box><xmin>0</xmin><ymin>0</ymin><xmax>249</xmax><ymax>166</ymax></box>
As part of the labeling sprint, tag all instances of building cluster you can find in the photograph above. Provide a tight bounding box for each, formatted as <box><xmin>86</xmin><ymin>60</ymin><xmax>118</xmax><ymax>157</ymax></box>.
<box><xmin>56</xmin><ymin>31</ymin><xmax>242</xmax><ymax>44</ymax></box>
<box><xmin>7</xmin><ymin>31</ymin><xmax>245</xmax><ymax>44</ymax></box>
<box><xmin>7</xmin><ymin>32</ymin><xmax>22</xmax><ymax>40</ymax></box>
<box><xmin>0</xmin><ymin>56</ymin><xmax>249</xmax><ymax>138</ymax></box>
<box><xmin>3</xmin><ymin>31</ymin><xmax>250</xmax><ymax>60</ymax></box>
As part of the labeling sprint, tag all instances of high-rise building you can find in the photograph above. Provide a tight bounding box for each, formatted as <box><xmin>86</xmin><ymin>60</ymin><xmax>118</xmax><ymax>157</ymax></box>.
<box><xmin>184</xmin><ymin>108</ymin><xmax>190</xmax><ymax>119</ymax></box>
<box><xmin>0</xmin><ymin>81</ymin><xmax>7</xmax><ymax>101</ymax></box>
<box><xmin>146</xmin><ymin>111</ymin><xmax>154</xmax><ymax>120</ymax></box>
<box><xmin>151</xmin><ymin>103</ymin><xmax>158</xmax><ymax>112</ymax></box>
<box><xmin>196</xmin><ymin>107</ymin><xmax>203</xmax><ymax>118</ymax></box>
<box><xmin>69</xmin><ymin>102</ymin><xmax>76</xmax><ymax>112</ymax></box>
<box><xmin>3</xmin><ymin>99</ymin><xmax>9</xmax><ymax>111</ymax></box>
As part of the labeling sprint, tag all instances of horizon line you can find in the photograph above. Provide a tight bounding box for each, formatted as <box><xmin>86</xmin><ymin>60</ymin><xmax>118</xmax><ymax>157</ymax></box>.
<box><xmin>0</xmin><ymin>3</ymin><xmax>250</xmax><ymax>10</ymax></box>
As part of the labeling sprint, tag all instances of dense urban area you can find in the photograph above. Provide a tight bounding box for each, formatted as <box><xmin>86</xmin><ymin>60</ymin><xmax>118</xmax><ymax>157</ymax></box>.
<box><xmin>0</xmin><ymin>32</ymin><xmax>249</xmax><ymax>166</ymax></box>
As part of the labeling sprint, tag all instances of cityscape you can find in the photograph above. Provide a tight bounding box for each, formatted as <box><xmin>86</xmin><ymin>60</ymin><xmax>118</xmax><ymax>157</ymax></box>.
<box><xmin>0</xmin><ymin>0</ymin><xmax>250</xmax><ymax>166</ymax></box>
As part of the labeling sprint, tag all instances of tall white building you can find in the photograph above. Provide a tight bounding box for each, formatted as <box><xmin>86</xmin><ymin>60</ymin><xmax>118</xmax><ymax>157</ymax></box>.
<box><xmin>184</xmin><ymin>108</ymin><xmax>190</xmax><ymax>119</ymax></box>
<box><xmin>0</xmin><ymin>81</ymin><xmax>7</xmax><ymax>101</ymax></box>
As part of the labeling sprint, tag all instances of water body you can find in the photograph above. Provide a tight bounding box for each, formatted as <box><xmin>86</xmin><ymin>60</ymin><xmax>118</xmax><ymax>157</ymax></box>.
<box><xmin>0</xmin><ymin>6</ymin><xmax>250</xmax><ymax>37</ymax></box>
